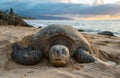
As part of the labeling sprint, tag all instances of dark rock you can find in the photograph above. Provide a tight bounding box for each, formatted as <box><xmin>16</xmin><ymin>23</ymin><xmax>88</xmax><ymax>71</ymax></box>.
<box><xmin>38</xmin><ymin>26</ymin><xmax>42</xmax><ymax>28</ymax></box>
<box><xmin>78</xmin><ymin>29</ymin><xmax>84</xmax><ymax>32</ymax></box>
<box><xmin>0</xmin><ymin>20</ymin><xmax>7</xmax><ymax>25</ymax></box>
<box><xmin>0</xmin><ymin>14</ymin><xmax>32</xmax><ymax>27</ymax></box>
<box><xmin>97</xmin><ymin>31</ymin><xmax>115</xmax><ymax>36</ymax></box>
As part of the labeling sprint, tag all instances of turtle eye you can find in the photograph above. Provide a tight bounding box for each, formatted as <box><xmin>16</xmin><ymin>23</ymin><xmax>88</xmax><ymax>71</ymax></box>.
<box><xmin>62</xmin><ymin>49</ymin><xmax>66</xmax><ymax>55</ymax></box>
<box><xmin>62</xmin><ymin>51</ymin><xmax>65</xmax><ymax>54</ymax></box>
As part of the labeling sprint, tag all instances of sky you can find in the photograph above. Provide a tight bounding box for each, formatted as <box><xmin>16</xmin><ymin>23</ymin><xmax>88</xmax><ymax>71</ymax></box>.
<box><xmin>60</xmin><ymin>0</ymin><xmax>120</xmax><ymax>4</ymax></box>
<box><xmin>0</xmin><ymin>0</ymin><xmax>120</xmax><ymax>4</ymax></box>
<box><xmin>0</xmin><ymin>0</ymin><xmax>120</xmax><ymax>20</ymax></box>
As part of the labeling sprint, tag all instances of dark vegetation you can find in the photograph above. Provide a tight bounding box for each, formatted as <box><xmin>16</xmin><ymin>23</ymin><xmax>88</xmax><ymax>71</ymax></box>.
<box><xmin>0</xmin><ymin>8</ymin><xmax>32</xmax><ymax>27</ymax></box>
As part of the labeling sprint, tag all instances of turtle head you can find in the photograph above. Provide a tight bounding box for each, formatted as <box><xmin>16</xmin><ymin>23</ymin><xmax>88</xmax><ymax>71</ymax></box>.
<box><xmin>49</xmin><ymin>45</ymin><xmax>70</xmax><ymax>67</ymax></box>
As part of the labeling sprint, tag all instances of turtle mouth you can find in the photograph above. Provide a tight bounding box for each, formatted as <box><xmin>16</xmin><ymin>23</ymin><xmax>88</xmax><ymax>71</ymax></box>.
<box><xmin>50</xmin><ymin>59</ymin><xmax>67</xmax><ymax>67</ymax></box>
<box><xmin>51</xmin><ymin>58</ymin><xmax>66</xmax><ymax>62</ymax></box>
<box><xmin>54</xmin><ymin>58</ymin><xmax>64</xmax><ymax>61</ymax></box>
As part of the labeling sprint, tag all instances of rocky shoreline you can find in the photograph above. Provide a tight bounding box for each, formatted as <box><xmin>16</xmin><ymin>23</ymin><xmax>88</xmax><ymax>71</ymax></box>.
<box><xmin>0</xmin><ymin>12</ymin><xmax>32</xmax><ymax>27</ymax></box>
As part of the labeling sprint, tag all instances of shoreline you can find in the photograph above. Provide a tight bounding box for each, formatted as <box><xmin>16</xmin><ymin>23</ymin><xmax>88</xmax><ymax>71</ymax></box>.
<box><xmin>24</xmin><ymin>20</ymin><xmax>120</xmax><ymax>37</ymax></box>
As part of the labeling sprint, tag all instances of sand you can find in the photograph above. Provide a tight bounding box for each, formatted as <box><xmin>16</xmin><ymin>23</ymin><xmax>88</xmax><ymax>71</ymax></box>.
<box><xmin>0</xmin><ymin>26</ymin><xmax>120</xmax><ymax>78</ymax></box>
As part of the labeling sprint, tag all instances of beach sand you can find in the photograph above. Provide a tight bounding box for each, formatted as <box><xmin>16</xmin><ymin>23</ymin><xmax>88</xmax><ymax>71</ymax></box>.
<box><xmin>0</xmin><ymin>26</ymin><xmax>120</xmax><ymax>78</ymax></box>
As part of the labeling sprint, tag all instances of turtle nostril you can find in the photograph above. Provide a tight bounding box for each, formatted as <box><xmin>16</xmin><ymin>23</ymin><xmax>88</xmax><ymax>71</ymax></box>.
<box><xmin>56</xmin><ymin>50</ymin><xmax>61</xmax><ymax>55</ymax></box>
<box><xmin>56</xmin><ymin>50</ymin><xmax>60</xmax><ymax>53</ymax></box>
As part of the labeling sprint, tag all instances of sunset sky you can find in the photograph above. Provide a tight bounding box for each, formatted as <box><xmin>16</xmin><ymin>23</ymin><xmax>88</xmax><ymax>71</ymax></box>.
<box><xmin>60</xmin><ymin>0</ymin><xmax>120</xmax><ymax>4</ymax></box>
<box><xmin>0</xmin><ymin>0</ymin><xmax>120</xmax><ymax>20</ymax></box>
<box><xmin>1</xmin><ymin>0</ymin><xmax>120</xmax><ymax>4</ymax></box>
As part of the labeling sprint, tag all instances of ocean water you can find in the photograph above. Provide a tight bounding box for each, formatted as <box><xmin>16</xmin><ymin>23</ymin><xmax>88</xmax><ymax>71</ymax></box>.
<box><xmin>25</xmin><ymin>20</ymin><xmax>120</xmax><ymax>36</ymax></box>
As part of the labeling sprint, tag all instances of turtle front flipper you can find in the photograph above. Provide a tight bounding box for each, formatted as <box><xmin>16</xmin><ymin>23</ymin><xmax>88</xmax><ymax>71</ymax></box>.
<box><xmin>74</xmin><ymin>48</ymin><xmax>96</xmax><ymax>63</ymax></box>
<box><xmin>11</xmin><ymin>43</ymin><xmax>42</xmax><ymax>65</ymax></box>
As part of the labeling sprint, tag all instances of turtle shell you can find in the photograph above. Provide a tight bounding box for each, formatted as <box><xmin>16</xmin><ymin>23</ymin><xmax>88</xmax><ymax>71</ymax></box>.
<box><xmin>31</xmin><ymin>24</ymin><xmax>91</xmax><ymax>58</ymax></box>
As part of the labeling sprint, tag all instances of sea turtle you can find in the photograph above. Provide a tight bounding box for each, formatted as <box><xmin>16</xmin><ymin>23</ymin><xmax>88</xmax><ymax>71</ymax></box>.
<box><xmin>11</xmin><ymin>24</ymin><xmax>116</xmax><ymax>66</ymax></box>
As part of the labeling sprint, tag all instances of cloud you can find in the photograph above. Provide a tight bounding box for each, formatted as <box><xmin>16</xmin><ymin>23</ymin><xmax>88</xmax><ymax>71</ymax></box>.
<box><xmin>0</xmin><ymin>1</ymin><xmax>120</xmax><ymax>18</ymax></box>
<box><xmin>0</xmin><ymin>0</ymin><xmax>63</xmax><ymax>4</ymax></box>
<box><xmin>0</xmin><ymin>0</ymin><xmax>64</xmax><ymax>9</ymax></box>
<box><xmin>21</xmin><ymin>3</ymin><xmax>120</xmax><ymax>16</ymax></box>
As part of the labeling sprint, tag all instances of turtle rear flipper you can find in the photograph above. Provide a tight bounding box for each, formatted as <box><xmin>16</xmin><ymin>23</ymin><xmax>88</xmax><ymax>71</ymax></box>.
<box><xmin>74</xmin><ymin>48</ymin><xmax>96</xmax><ymax>63</ymax></box>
